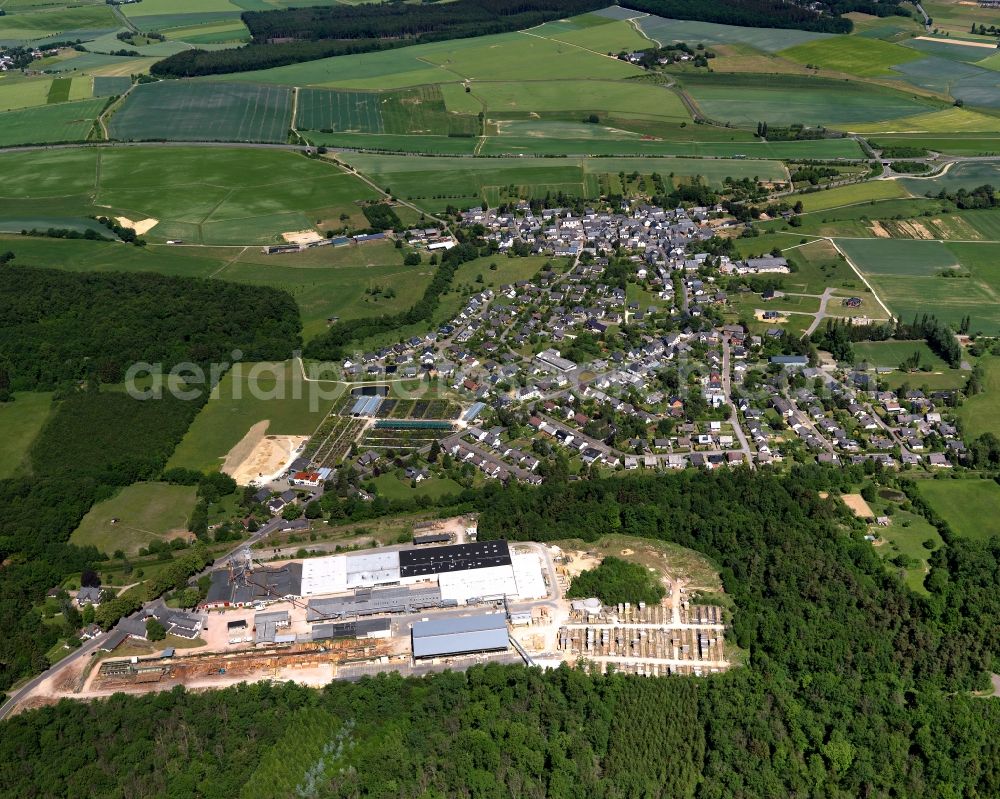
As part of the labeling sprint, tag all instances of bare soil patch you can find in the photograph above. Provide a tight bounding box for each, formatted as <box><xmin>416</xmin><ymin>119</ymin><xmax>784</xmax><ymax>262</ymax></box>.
<box><xmin>114</xmin><ymin>216</ymin><xmax>159</xmax><ymax>236</ymax></box>
<box><xmin>223</xmin><ymin>421</ymin><xmax>307</xmax><ymax>485</ymax></box>
<box><xmin>841</xmin><ymin>493</ymin><xmax>875</xmax><ymax>518</ymax></box>
<box><xmin>281</xmin><ymin>229</ymin><xmax>323</xmax><ymax>245</ymax></box>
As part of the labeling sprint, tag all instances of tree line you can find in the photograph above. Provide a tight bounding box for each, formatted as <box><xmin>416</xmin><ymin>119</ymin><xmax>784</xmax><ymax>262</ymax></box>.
<box><xmin>151</xmin><ymin>0</ymin><xmax>608</xmax><ymax>77</ymax></box>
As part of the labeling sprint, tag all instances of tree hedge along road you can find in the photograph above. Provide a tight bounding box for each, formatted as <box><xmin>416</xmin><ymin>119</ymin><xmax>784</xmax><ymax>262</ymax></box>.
<box><xmin>3</xmin><ymin>466</ymin><xmax>1000</xmax><ymax>797</ymax></box>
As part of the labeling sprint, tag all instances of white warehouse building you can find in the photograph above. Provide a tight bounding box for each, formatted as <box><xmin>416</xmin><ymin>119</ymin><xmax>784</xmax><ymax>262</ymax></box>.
<box><xmin>297</xmin><ymin>541</ymin><xmax>547</xmax><ymax>605</ymax></box>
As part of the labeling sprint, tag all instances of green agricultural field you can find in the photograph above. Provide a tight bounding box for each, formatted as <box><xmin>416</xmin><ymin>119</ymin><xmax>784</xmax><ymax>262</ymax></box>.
<box><xmin>480</xmin><ymin>133</ymin><xmax>862</xmax><ymax>158</ymax></box>
<box><xmin>956</xmin><ymin>356</ymin><xmax>1000</xmax><ymax>439</ymax></box>
<box><xmin>109</xmin><ymin>81</ymin><xmax>292</xmax><ymax>143</ymax></box>
<box><xmin>682</xmin><ymin>73</ymin><xmax>939</xmax><ymax>128</ymax></box>
<box><xmin>901</xmin><ymin>160</ymin><xmax>1000</xmax><ymax>195</ymax></box>
<box><xmin>450</xmin><ymin>254</ymin><xmax>559</xmax><ymax>291</ymax></box>
<box><xmin>70</xmin><ymin>482</ymin><xmax>198</xmax><ymax>556</ymax></box>
<box><xmin>0</xmin><ymin>77</ymin><xmax>51</xmax><ymax>111</ymax></box>
<box><xmin>0</xmin><ymin>98</ymin><xmax>103</xmax><ymax>147</ymax></box>
<box><xmin>962</xmin><ymin>210</ymin><xmax>1000</xmax><ymax>241</ymax></box>
<box><xmin>295</xmin><ymin>88</ymin><xmax>384</xmax><ymax>133</ymax></box>
<box><xmin>164</xmin><ymin>21</ymin><xmax>250</xmax><ymax>45</ymax></box>
<box><xmin>779</xmin><ymin>35</ymin><xmax>922</xmax><ymax>76</ymax></box>
<box><xmin>853</xmin><ymin>108</ymin><xmax>1000</xmax><ymax>135</ymax></box>
<box><xmin>46</xmin><ymin>76</ymin><xmax>71</xmax><ymax>104</ymax></box>
<box><xmin>167</xmin><ymin>361</ymin><xmax>339</xmax><ymax>473</ymax></box>
<box><xmin>475</xmin><ymin>79</ymin><xmax>689</xmax><ymax>121</ymax></box>
<box><xmin>915</xmin><ymin>478</ymin><xmax>1000</xmax><ymax>541</ymax></box>
<box><xmin>903</xmin><ymin>36</ymin><xmax>1000</xmax><ymax>64</ymax></box>
<box><xmin>835</xmin><ymin>238</ymin><xmax>960</xmax><ymax>276</ymax></box>
<box><xmin>218</xmin><ymin>29</ymin><xmax>640</xmax><ymax>90</ymax></box>
<box><xmin>631</xmin><ymin>11</ymin><xmax>831</xmax><ymax>52</ymax></box>
<box><xmin>121</xmin><ymin>0</ymin><xmax>240</xmax><ymax>16</ymax></box>
<box><xmin>891</xmin><ymin>56</ymin><xmax>1000</xmax><ymax>110</ymax></box>
<box><xmin>414</xmin><ymin>31</ymin><xmax>642</xmax><ymax>82</ymax></box>
<box><xmin>0</xmin><ymin>392</ymin><xmax>53</xmax><ymax>479</ymax></box>
<box><xmin>797</xmin><ymin>181</ymin><xmax>911</xmax><ymax>212</ymax></box>
<box><xmin>295</xmin><ymin>85</ymin><xmax>474</xmax><ymax>137</ymax></box>
<box><xmin>839</xmin><ymin>239</ymin><xmax>1000</xmax><ymax>333</ymax></box>
<box><xmin>304</xmin><ymin>131</ymin><xmax>480</xmax><ymax>155</ymax></box>
<box><xmin>93</xmin><ymin>76</ymin><xmax>132</xmax><ymax>97</ymax></box>
<box><xmin>531</xmin><ymin>17</ymin><xmax>652</xmax><ymax>53</ymax></box>
<box><xmin>0</xmin><ymin>147</ymin><xmax>380</xmax><ymax>245</ymax></box>
<box><xmin>0</xmin><ymin>4</ymin><xmax>117</xmax><ymax>40</ymax></box>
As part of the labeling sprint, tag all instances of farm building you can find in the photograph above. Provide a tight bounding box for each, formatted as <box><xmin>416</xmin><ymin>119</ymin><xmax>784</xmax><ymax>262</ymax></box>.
<box><xmin>411</xmin><ymin>613</ymin><xmax>509</xmax><ymax>659</ymax></box>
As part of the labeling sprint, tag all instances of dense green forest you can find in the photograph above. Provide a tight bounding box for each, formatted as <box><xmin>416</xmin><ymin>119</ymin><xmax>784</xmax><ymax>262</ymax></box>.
<box><xmin>0</xmin><ymin>264</ymin><xmax>300</xmax><ymax>391</ymax></box>
<box><xmin>566</xmin><ymin>556</ymin><xmax>667</xmax><ymax>605</ymax></box>
<box><xmin>0</xmin><ymin>265</ymin><xmax>303</xmax><ymax>692</ymax></box>
<box><xmin>151</xmin><ymin>0</ymin><xmax>608</xmax><ymax>77</ymax></box>
<box><xmin>3</xmin><ymin>468</ymin><xmax>1000</xmax><ymax>796</ymax></box>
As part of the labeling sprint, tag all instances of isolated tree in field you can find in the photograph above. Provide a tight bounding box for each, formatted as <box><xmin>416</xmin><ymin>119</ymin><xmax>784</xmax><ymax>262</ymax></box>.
<box><xmin>146</xmin><ymin>618</ymin><xmax>166</xmax><ymax>642</ymax></box>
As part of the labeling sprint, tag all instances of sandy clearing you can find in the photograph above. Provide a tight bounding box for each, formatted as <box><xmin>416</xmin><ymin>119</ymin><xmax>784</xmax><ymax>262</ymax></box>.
<box><xmin>281</xmin><ymin>229</ymin><xmax>324</xmax><ymax>245</ymax></box>
<box><xmin>222</xmin><ymin>421</ymin><xmax>308</xmax><ymax>486</ymax></box>
<box><xmin>114</xmin><ymin>216</ymin><xmax>159</xmax><ymax>235</ymax></box>
<box><xmin>841</xmin><ymin>493</ymin><xmax>875</xmax><ymax>518</ymax></box>
<box><xmin>914</xmin><ymin>35</ymin><xmax>998</xmax><ymax>50</ymax></box>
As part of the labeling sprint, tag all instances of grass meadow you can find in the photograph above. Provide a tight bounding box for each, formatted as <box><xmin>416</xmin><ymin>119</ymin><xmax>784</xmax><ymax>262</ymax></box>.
<box><xmin>915</xmin><ymin>478</ymin><xmax>1000</xmax><ymax>541</ymax></box>
<box><xmin>957</xmin><ymin>356</ymin><xmax>1000</xmax><ymax>440</ymax></box>
<box><xmin>70</xmin><ymin>482</ymin><xmax>197</xmax><ymax>556</ymax></box>
<box><xmin>852</xmin><ymin>340</ymin><xmax>953</xmax><ymax>370</ymax></box>
<box><xmin>797</xmin><ymin>181</ymin><xmax>912</xmax><ymax>212</ymax></box>
<box><xmin>0</xmin><ymin>392</ymin><xmax>53</xmax><ymax>480</ymax></box>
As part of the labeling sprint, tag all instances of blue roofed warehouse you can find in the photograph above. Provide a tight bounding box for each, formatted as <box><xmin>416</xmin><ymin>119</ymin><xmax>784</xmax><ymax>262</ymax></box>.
<box><xmin>411</xmin><ymin>613</ymin><xmax>509</xmax><ymax>659</ymax></box>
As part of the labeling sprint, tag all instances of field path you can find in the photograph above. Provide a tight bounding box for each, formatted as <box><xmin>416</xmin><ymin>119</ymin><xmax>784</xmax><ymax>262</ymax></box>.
<box><xmin>627</xmin><ymin>14</ymin><xmax>660</xmax><ymax>47</ymax></box>
<box><xmin>208</xmin><ymin>246</ymin><xmax>250</xmax><ymax>278</ymax></box>
<box><xmin>290</xmin><ymin>87</ymin><xmax>300</xmax><ymax>135</ymax></box>
<box><xmin>519</xmin><ymin>28</ymin><xmax>645</xmax><ymax>66</ymax></box>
